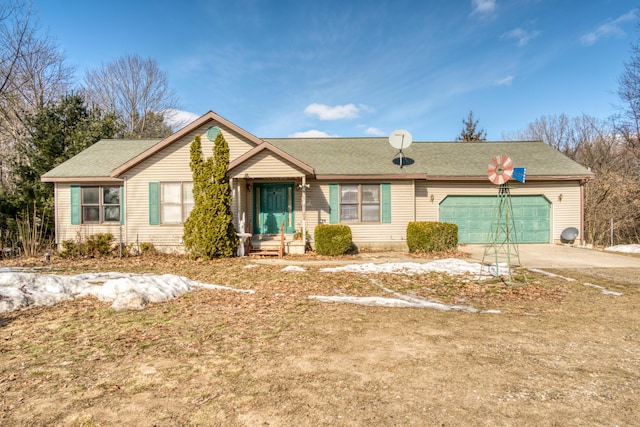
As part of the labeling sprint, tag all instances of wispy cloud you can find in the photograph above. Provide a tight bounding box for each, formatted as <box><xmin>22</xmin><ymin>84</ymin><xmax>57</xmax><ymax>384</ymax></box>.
<box><xmin>289</xmin><ymin>129</ymin><xmax>337</xmax><ymax>138</ymax></box>
<box><xmin>580</xmin><ymin>9</ymin><xmax>636</xmax><ymax>46</ymax></box>
<box><xmin>364</xmin><ymin>127</ymin><xmax>386</xmax><ymax>136</ymax></box>
<box><xmin>501</xmin><ymin>28</ymin><xmax>540</xmax><ymax>46</ymax></box>
<box><xmin>495</xmin><ymin>75</ymin><xmax>514</xmax><ymax>86</ymax></box>
<box><xmin>304</xmin><ymin>103</ymin><xmax>366</xmax><ymax>120</ymax></box>
<box><xmin>470</xmin><ymin>0</ymin><xmax>496</xmax><ymax>16</ymax></box>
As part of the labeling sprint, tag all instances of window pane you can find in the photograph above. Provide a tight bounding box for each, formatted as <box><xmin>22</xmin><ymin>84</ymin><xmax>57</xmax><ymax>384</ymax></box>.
<box><xmin>362</xmin><ymin>205</ymin><xmax>380</xmax><ymax>222</ymax></box>
<box><xmin>103</xmin><ymin>187</ymin><xmax>120</xmax><ymax>205</ymax></box>
<box><xmin>361</xmin><ymin>185</ymin><xmax>379</xmax><ymax>203</ymax></box>
<box><xmin>162</xmin><ymin>204</ymin><xmax>182</xmax><ymax>223</ymax></box>
<box><xmin>183</xmin><ymin>203</ymin><xmax>194</xmax><ymax>220</ymax></box>
<box><xmin>162</xmin><ymin>183</ymin><xmax>181</xmax><ymax>203</ymax></box>
<box><xmin>183</xmin><ymin>182</ymin><xmax>194</xmax><ymax>204</ymax></box>
<box><xmin>341</xmin><ymin>185</ymin><xmax>358</xmax><ymax>203</ymax></box>
<box><xmin>183</xmin><ymin>183</ymin><xmax>194</xmax><ymax>220</ymax></box>
<box><xmin>104</xmin><ymin>206</ymin><xmax>120</xmax><ymax>222</ymax></box>
<box><xmin>82</xmin><ymin>187</ymin><xmax>99</xmax><ymax>204</ymax></box>
<box><xmin>83</xmin><ymin>206</ymin><xmax>100</xmax><ymax>222</ymax></box>
<box><xmin>341</xmin><ymin>205</ymin><xmax>358</xmax><ymax>221</ymax></box>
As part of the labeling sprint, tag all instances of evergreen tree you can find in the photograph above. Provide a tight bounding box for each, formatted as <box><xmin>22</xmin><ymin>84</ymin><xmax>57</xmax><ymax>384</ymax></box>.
<box><xmin>456</xmin><ymin>110</ymin><xmax>487</xmax><ymax>142</ymax></box>
<box><xmin>183</xmin><ymin>133</ymin><xmax>238</xmax><ymax>259</ymax></box>
<box><xmin>10</xmin><ymin>93</ymin><xmax>120</xmax><ymax>229</ymax></box>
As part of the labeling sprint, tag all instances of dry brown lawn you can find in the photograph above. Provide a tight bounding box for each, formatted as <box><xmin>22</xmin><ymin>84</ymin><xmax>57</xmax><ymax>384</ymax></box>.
<box><xmin>1</xmin><ymin>254</ymin><xmax>639</xmax><ymax>426</ymax></box>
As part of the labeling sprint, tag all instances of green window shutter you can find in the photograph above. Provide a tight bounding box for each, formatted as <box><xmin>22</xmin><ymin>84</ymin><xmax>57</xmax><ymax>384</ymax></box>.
<box><xmin>149</xmin><ymin>182</ymin><xmax>159</xmax><ymax>225</ymax></box>
<box><xmin>329</xmin><ymin>183</ymin><xmax>339</xmax><ymax>224</ymax></box>
<box><xmin>70</xmin><ymin>186</ymin><xmax>81</xmax><ymax>225</ymax></box>
<box><xmin>381</xmin><ymin>183</ymin><xmax>391</xmax><ymax>223</ymax></box>
<box><xmin>120</xmin><ymin>186</ymin><xmax>125</xmax><ymax>225</ymax></box>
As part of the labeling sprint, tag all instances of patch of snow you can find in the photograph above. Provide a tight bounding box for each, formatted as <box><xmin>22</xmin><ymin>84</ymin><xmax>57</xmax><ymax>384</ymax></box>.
<box><xmin>0</xmin><ymin>271</ymin><xmax>251</xmax><ymax>313</ymax></box>
<box><xmin>319</xmin><ymin>258</ymin><xmax>506</xmax><ymax>278</ymax></box>
<box><xmin>583</xmin><ymin>283</ymin><xmax>623</xmax><ymax>296</ymax></box>
<box><xmin>605</xmin><ymin>244</ymin><xmax>640</xmax><ymax>254</ymax></box>
<box><xmin>526</xmin><ymin>268</ymin><xmax>623</xmax><ymax>297</ymax></box>
<box><xmin>281</xmin><ymin>265</ymin><xmax>306</xmax><ymax>272</ymax></box>
<box><xmin>527</xmin><ymin>268</ymin><xmax>576</xmax><ymax>282</ymax></box>
<box><xmin>366</xmin><ymin>277</ymin><xmax>491</xmax><ymax>314</ymax></box>
<box><xmin>308</xmin><ymin>295</ymin><xmax>499</xmax><ymax>314</ymax></box>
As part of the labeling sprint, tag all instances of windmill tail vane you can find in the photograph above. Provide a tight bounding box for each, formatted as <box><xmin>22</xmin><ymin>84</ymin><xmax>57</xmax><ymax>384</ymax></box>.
<box><xmin>512</xmin><ymin>167</ymin><xmax>526</xmax><ymax>183</ymax></box>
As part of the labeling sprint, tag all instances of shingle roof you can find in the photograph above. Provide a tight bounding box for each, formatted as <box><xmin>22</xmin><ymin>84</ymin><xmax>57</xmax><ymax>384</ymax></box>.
<box><xmin>41</xmin><ymin>139</ymin><xmax>160</xmax><ymax>180</ymax></box>
<box><xmin>265</xmin><ymin>138</ymin><xmax>593</xmax><ymax>178</ymax></box>
<box><xmin>41</xmin><ymin>135</ymin><xmax>593</xmax><ymax>181</ymax></box>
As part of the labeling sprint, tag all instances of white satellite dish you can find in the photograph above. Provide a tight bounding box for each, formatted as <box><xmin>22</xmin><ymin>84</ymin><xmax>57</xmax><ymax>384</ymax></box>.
<box><xmin>389</xmin><ymin>129</ymin><xmax>413</xmax><ymax>150</ymax></box>
<box><xmin>389</xmin><ymin>129</ymin><xmax>413</xmax><ymax>168</ymax></box>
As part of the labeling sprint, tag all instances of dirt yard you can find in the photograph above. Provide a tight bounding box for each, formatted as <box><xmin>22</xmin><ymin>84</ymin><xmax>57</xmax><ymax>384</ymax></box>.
<box><xmin>1</xmin><ymin>254</ymin><xmax>639</xmax><ymax>426</ymax></box>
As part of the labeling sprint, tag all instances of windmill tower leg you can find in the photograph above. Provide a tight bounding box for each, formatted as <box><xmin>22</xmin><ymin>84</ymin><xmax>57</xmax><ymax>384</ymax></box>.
<box><xmin>482</xmin><ymin>184</ymin><xmax>523</xmax><ymax>283</ymax></box>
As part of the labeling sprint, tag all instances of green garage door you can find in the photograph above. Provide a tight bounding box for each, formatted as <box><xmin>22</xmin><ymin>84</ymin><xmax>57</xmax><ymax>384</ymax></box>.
<box><xmin>439</xmin><ymin>196</ymin><xmax>551</xmax><ymax>244</ymax></box>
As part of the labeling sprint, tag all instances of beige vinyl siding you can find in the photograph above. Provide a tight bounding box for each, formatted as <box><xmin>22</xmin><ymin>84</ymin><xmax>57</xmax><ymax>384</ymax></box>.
<box><xmin>54</xmin><ymin>183</ymin><xmax>127</xmax><ymax>245</ymax></box>
<box><xmin>117</xmin><ymin>122</ymin><xmax>257</xmax><ymax>251</ymax></box>
<box><xmin>416</xmin><ymin>181</ymin><xmax>583</xmax><ymax>243</ymax></box>
<box><xmin>230</xmin><ymin>151</ymin><xmax>306</xmax><ymax>178</ymax></box>
<box><xmin>302</xmin><ymin>180</ymin><xmax>415</xmax><ymax>250</ymax></box>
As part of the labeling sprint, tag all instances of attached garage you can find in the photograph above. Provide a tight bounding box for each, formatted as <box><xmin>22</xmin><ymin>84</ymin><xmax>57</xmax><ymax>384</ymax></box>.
<box><xmin>439</xmin><ymin>195</ymin><xmax>551</xmax><ymax>244</ymax></box>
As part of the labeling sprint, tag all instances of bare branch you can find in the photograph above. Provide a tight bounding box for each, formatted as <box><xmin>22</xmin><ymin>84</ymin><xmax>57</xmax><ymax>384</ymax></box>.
<box><xmin>83</xmin><ymin>53</ymin><xmax>179</xmax><ymax>138</ymax></box>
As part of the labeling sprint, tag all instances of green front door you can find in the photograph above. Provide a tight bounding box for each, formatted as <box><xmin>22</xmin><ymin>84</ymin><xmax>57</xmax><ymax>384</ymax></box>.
<box><xmin>439</xmin><ymin>195</ymin><xmax>551</xmax><ymax>244</ymax></box>
<box><xmin>255</xmin><ymin>183</ymin><xmax>294</xmax><ymax>234</ymax></box>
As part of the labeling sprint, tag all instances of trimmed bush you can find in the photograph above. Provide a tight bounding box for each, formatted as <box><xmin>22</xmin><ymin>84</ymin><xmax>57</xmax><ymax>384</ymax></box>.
<box><xmin>314</xmin><ymin>224</ymin><xmax>353</xmax><ymax>256</ymax></box>
<box><xmin>406</xmin><ymin>221</ymin><xmax>458</xmax><ymax>252</ymax></box>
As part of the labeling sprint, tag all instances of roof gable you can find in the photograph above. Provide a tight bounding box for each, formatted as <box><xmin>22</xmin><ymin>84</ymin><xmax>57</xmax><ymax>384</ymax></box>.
<box><xmin>229</xmin><ymin>142</ymin><xmax>314</xmax><ymax>176</ymax></box>
<box><xmin>112</xmin><ymin>111</ymin><xmax>265</xmax><ymax>176</ymax></box>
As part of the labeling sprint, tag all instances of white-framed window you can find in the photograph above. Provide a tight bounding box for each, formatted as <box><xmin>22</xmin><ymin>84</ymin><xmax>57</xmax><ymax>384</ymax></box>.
<box><xmin>340</xmin><ymin>184</ymin><xmax>380</xmax><ymax>222</ymax></box>
<box><xmin>160</xmin><ymin>182</ymin><xmax>194</xmax><ymax>224</ymax></box>
<box><xmin>81</xmin><ymin>186</ymin><xmax>121</xmax><ymax>223</ymax></box>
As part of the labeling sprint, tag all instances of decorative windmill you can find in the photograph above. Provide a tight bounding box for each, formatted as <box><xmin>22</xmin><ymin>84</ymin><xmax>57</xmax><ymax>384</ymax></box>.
<box><xmin>482</xmin><ymin>155</ymin><xmax>527</xmax><ymax>283</ymax></box>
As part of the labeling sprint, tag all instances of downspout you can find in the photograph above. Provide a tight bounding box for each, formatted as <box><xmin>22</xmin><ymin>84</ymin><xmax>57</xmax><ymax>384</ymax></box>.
<box><xmin>412</xmin><ymin>180</ymin><xmax>416</xmax><ymax>222</ymax></box>
<box><xmin>580</xmin><ymin>180</ymin><xmax>585</xmax><ymax>245</ymax></box>
<box><xmin>123</xmin><ymin>176</ymin><xmax>128</xmax><ymax>246</ymax></box>
<box><xmin>238</xmin><ymin>179</ymin><xmax>242</xmax><ymax>231</ymax></box>
<box><xmin>301</xmin><ymin>175</ymin><xmax>307</xmax><ymax>251</ymax></box>
<box><xmin>54</xmin><ymin>183</ymin><xmax>59</xmax><ymax>247</ymax></box>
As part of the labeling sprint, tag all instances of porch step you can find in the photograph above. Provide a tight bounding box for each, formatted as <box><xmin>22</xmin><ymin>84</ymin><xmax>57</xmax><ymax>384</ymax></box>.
<box><xmin>249</xmin><ymin>248</ymin><xmax>282</xmax><ymax>257</ymax></box>
<box><xmin>248</xmin><ymin>234</ymin><xmax>287</xmax><ymax>257</ymax></box>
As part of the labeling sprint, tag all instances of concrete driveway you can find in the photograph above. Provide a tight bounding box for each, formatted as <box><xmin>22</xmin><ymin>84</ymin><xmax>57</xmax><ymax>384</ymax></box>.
<box><xmin>460</xmin><ymin>244</ymin><xmax>640</xmax><ymax>269</ymax></box>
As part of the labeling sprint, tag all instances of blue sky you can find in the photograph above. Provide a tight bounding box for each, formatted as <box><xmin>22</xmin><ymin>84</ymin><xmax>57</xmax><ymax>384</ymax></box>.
<box><xmin>32</xmin><ymin>0</ymin><xmax>638</xmax><ymax>141</ymax></box>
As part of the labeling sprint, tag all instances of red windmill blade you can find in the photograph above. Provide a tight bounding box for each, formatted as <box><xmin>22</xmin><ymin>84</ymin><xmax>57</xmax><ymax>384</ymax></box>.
<box><xmin>487</xmin><ymin>155</ymin><xmax>514</xmax><ymax>185</ymax></box>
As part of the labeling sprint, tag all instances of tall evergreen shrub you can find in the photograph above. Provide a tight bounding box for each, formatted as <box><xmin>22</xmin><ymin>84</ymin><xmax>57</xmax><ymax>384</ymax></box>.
<box><xmin>183</xmin><ymin>133</ymin><xmax>238</xmax><ymax>259</ymax></box>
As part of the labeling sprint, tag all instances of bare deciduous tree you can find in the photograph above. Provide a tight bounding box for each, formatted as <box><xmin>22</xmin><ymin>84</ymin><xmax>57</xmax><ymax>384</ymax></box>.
<box><xmin>584</xmin><ymin>172</ymin><xmax>640</xmax><ymax>245</ymax></box>
<box><xmin>504</xmin><ymin>112</ymin><xmax>640</xmax><ymax>245</ymax></box>
<box><xmin>502</xmin><ymin>114</ymin><xmax>610</xmax><ymax>160</ymax></box>
<box><xmin>616</xmin><ymin>16</ymin><xmax>640</xmax><ymax>173</ymax></box>
<box><xmin>0</xmin><ymin>0</ymin><xmax>73</xmax><ymax>190</ymax></box>
<box><xmin>83</xmin><ymin>54</ymin><xmax>178</xmax><ymax>138</ymax></box>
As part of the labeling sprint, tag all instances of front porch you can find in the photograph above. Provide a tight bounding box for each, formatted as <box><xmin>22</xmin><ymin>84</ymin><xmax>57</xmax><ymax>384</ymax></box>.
<box><xmin>233</xmin><ymin>176</ymin><xmax>311</xmax><ymax>257</ymax></box>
